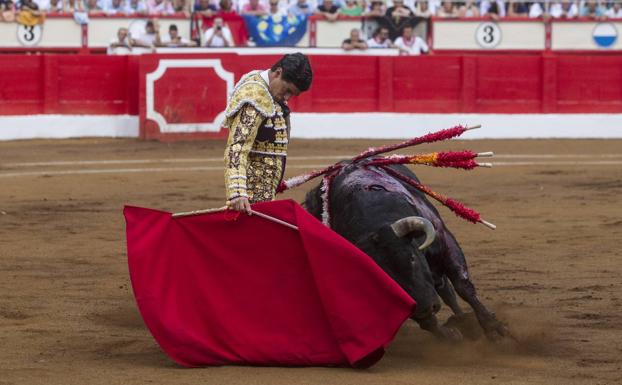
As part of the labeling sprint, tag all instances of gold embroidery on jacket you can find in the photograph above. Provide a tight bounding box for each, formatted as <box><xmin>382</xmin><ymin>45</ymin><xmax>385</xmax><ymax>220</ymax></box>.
<box><xmin>223</xmin><ymin>71</ymin><xmax>290</xmax><ymax>203</ymax></box>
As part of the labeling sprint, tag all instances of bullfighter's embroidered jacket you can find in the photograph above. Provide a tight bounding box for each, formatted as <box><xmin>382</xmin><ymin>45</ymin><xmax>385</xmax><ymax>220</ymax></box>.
<box><xmin>223</xmin><ymin>70</ymin><xmax>290</xmax><ymax>203</ymax></box>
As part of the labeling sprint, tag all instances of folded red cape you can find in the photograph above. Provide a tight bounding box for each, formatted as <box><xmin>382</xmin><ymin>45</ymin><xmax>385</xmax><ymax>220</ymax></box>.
<box><xmin>124</xmin><ymin>199</ymin><xmax>416</xmax><ymax>368</ymax></box>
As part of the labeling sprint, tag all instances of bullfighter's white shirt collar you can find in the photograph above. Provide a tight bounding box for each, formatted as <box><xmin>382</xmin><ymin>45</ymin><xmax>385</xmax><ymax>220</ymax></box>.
<box><xmin>260</xmin><ymin>70</ymin><xmax>270</xmax><ymax>86</ymax></box>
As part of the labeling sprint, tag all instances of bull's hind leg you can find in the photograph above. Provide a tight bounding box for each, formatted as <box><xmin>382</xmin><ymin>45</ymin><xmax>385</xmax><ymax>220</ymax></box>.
<box><xmin>435</xmin><ymin>275</ymin><xmax>485</xmax><ymax>341</ymax></box>
<box><xmin>412</xmin><ymin>314</ymin><xmax>463</xmax><ymax>343</ymax></box>
<box><xmin>448</xmin><ymin>272</ymin><xmax>510</xmax><ymax>340</ymax></box>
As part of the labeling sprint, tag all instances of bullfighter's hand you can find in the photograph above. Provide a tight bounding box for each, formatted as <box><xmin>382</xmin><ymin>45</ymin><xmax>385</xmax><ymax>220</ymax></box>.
<box><xmin>227</xmin><ymin>197</ymin><xmax>252</xmax><ymax>215</ymax></box>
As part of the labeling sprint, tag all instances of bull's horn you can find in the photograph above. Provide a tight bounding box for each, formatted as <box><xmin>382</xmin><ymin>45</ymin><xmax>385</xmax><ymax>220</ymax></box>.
<box><xmin>391</xmin><ymin>216</ymin><xmax>436</xmax><ymax>251</ymax></box>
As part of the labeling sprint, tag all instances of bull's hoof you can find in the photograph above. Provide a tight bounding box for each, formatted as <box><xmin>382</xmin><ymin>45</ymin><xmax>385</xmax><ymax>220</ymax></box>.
<box><xmin>435</xmin><ymin>326</ymin><xmax>463</xmax><ymax>343</ymax></box>
<box><xmin>481</xmin><ymin>317</ymin><xmax>512</xmax><ymax>342</ymax></box>
<box><xmin>444</xmin><ymin>313</ymin><xmax>483</xmax><ymax>341</ymax></box>
<box><xmin>484</xmin><ymin>319</ymin><xmax>516</xmax><ymax>341</ymax></box>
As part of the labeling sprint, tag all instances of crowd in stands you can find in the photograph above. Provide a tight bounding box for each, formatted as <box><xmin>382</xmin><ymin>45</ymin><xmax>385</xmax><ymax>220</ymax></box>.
<box><xmin>2</xmin><ymin>0</ymin><xmax>621</xmax><ymax>52</ymax></box>
<box><xmin>1</xmin><ymin>0</ymin><xmax>621</xmax><ymax>19</ymax></box>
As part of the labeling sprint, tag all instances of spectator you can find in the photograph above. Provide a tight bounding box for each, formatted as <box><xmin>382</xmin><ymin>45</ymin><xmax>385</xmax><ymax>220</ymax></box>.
<box><xmin>172</xmin><ymin>0</ymin><xmax>189</xmax><ymax>12</ymax></box>
<box><xmin>364</xmin><ymin>0</ymin><xmax>385</xmax><ymax>16</ymax></box>
<box><xmin>605</xmin><ymin>1</ymin><xmax>622</xmax><ymax>17</ymax></box>
<box><xmin>241</xmin><ymin>0</ymin><xmax>267</xmax><ymax>15</ymax></box>
<box><xmin>126</xmin><ymin>0</ymin><xmax>147</xmax><ymax>13</ymax></box>
<box><xmin>340</xmin><ymin>0</ymin><xmax>363</xmax><ymax>15</ymax></box>
<box><xmin>108</xmin><ymin>27</ymin><xmax>133</xmax><ymax>54</ymax></box>
<box><xmin>195</xmin><ymin>0</ymin><xmax>216</xmax><ymax>15</ymax></box>
<box><xmin>159</xmin><ymin>23</ymin><xmax>197</xmax><ymax>45</ymax></box>
<box><xmin>268</xmin><ymin>0</ymin><xmax>286</xmax><ymax>16</ymax></box>
<box><xmin>362</xmin><ymin>0</ymin><xmax>385</xmax><ymax>40</ymax></box>
<box><xmin>385</xmin><ymin>0</ymin><xmax>414</xmax><ymax>39</ymax></box>
<box><xmin>137</xmin><ymin>19</ymin><xmax>161</xmax><ymax>46</ymax></box>
<box><xmin>288</xmin><ymin>0</ymin><xmax>313</xmax><ymax>16</ymax></box>
<box><xmin>480</xmin><ymin>0</ymin><xmax>506</xmax><ymax>18</ymax></box>
<box><xmin>61</xmin><ymin>0</ymin><xmax>81</xmax><ymax>10</ymax></box>
<box><xmin>0</xmin><ymin>0</ymin><xmax>15</xmax><ymax>22</ymax></box>
<box><xmin>394</xmin><ymin>24</ymin><xmax>427</xmax><ymax>55</ymax></box>
<box><xmin>386</xmin><ymin>0</ymin><xmax>413</xmax><ymax>19</ymax></box>
<box><xmin>317</xmin><ymin>0</ymin><xmax>338</xmax><ymax>21</ymax></box>
<box><xmin>552</xmin><ymin>0</ymin><xmax>578</xmax><ymax>18</ymax></box>
<box><xmin>218</xmin><ymin>0</ymin><xmax>237</xmax><ymax>14</ymax></box>
<box><xmin>458</xmin><ymin>0</ymin><xmax>480</xmax><ymax>17</ymax></box>
<box><xmin>413</xmin><ymin>0</ymin><xmax>433</xmax><ymax>17</ymax></box>
<box><xmin>528</xmin><ymin>1</ymin><xmax>545</xmax><ymax>18</ymax></box>
<box><xmin>342</xmin><ymin>28</ymin><xmax>368</xmax><ymax>50</ymax></box>
<box><xmin>84</xmin><ymin>0</ymin><xmax>105</xmax><ymax>13</ymax></box>
<box><xmin>147</xmin><ymin>0</ymin><xmax>174</xmax><ymax>14</ymax></box>
<box><xmin>106</xmin><ymin>0</ymin><xmax>125</xmax><ymax>13</ymax></box>
<box><xmin>0</xmin><ymin>0</ymin><xmax>13</xmax><ymax>11</ymax></box>
<box><xmin>204</xmin><ymin>16</ymin><xmax>234</xmax><ymax>46</ymax></box>
<box><xmin>366</xmin><ymin>26</ymin><xmax>393</xmax><ymax>47</ymax></box>
<box><xmin>428</xmin><ymin>0</ymin><xmax>441</xmax><ymax>14</ymax></box>
<box><xmin>16</xmin><ymin>0</ymin><xmax>46</xmax><ymax>25</ymax></box>
<box><xmin>35</xmin><ymin>0</ymin><xmax>64</xmax><ymax>12</ymax></box>
<box><xmin>507</xmin><ymin>0</ymin><xmax>528</xmax><ymax>16</ymax></box>
<box><xmin>580</xmin><ymin>0</ymin><xmax>605</xmax><ymax>18</ymax></box>
<box><xmin>436</xmin><ymin>0</ymin><xmax>458</xmax><ymax>17</ymax></box>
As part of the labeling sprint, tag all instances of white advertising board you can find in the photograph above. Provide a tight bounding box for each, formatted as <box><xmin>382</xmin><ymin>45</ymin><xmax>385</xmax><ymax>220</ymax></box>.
<box><xmin>433</xmin><ymin>20</ymin><xmax>545</xmax><ymax>50</ymax></box>
<box><xmin>552</xmin><ymin>21</ymin><xmax>622</xmax><ymax>50</ymax></box>
<box><xmin>0</xmin><ymin>18</ymin><xmax>82</xmax><ymax>47</ymax></box>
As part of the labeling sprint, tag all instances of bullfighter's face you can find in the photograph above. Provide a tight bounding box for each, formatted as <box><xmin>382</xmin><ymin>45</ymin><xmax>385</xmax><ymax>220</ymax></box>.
<box><xmin>269</xmin><ymin>68</ymin><xmax>302</xmax><ymax>103</ymax></box>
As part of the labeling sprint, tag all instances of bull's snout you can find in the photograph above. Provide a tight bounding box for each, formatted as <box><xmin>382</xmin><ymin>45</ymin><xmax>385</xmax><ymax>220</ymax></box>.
<box><xmin>413</xmin><ymin>298</ymin><xmax>442</xmax><ymax>320</ymax></box>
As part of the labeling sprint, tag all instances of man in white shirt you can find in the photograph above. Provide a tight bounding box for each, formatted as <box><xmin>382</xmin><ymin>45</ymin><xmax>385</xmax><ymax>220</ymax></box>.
<box><xmin>204</xmin><ymin>17</ymin><xmax>235</xmax><ymax>47</ymax></box>
<box><xmin>548</xmin><ymin>0</ymin><xmax>578</xmax><ymax>18</ymax></box>
<box><xmin>605</xmin><ymin>1</ymin><xmax>622</xmax><ymax>18</ymax></box>
<box><xmin>394</xmin><ymin>25</ymin><xmax>428</xmax><ymax>55</ymax></box>
<box><xmin>108</xmin><ymin>27</ymin><xmax>132</xmax><ymax>54</ymax></box>
<box><xmin>137</xmin><ymin>20</ymin><xmax>161</xmax><ymax>46</ymax></box>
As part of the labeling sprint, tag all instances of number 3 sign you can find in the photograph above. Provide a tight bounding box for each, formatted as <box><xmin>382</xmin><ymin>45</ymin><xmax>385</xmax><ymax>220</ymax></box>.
<box><xmin>475</xmin><ymin>22</ymin><xmax>501</xmax><ymax>49</ymax></box>
<box><xmin>17</xmin><ymin>24</ymin><xmax>43</xmax><ymax>46</ymax></box>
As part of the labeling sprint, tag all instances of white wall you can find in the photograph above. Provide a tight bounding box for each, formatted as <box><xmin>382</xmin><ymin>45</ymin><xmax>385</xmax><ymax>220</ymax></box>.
<box><xmin>2</xmin><ymin>113</ymin><xmax>622</xmax><ymax>140</ymax></box>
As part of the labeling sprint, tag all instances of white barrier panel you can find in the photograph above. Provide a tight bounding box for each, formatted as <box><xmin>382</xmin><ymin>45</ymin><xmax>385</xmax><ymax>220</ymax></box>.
<box><xmin>2</xmin><ymin>113</ymin><xmax>622</xmax><ymax>140</ymax></box>
<box><xmin>315</xmin><ymin>19</ymin><xmax>361</xmax><ymax>47</ymax></box>
<box><xmin>0</xmin><ymin>115</ymin><xmax>139</xmax><ymax>140</ymax></box>
<box><xmin>552</xmin><ymin>21</ymin><xmax>622</xmax><ymax>50</ymax></box>
<box><xmin>0</xmin><ymin>18</ymin><xmax>82</xmax><ymax>47</ymax></box>
<box><xmin>433</xmin><ymin>20</ymin><xmax>545</xmax><ymax>50</ymax></box>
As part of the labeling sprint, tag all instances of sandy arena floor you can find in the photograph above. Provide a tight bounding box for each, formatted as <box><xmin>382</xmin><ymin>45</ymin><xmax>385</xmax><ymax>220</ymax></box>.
<box><xmin>0</xmin><ymin>137</ymin><xmax>621</xmax><ymax>385</ymax></box>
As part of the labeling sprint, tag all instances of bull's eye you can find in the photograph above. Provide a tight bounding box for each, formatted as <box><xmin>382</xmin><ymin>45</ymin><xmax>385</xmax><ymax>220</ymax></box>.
<box><xmin>367</xmin><ymin>184</ymin><xmax>388</xmax><ymax>192</ymax></box>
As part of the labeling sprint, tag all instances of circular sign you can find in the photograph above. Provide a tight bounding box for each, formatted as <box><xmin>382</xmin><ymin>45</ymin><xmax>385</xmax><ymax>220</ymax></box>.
<box><xmin>17</xmin><ymin>24</ymin><xmax>43</xmax><ymax>46</ymax></box>
<box><xmin>592</xmin><ymin>23</ymin><xmax>618</xmax><ymax>48</ymax></box>
<box><xmin>475</xmin><ymin>22</ymin><xmax>502</xmax><ymax>49</ymax></box>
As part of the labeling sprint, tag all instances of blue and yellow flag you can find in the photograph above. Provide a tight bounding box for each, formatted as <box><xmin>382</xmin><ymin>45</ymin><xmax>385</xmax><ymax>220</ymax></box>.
<box><xmin>243</xmin><ymin>14</ymin><xmax>308</xmax><ymax>47</ymax></box>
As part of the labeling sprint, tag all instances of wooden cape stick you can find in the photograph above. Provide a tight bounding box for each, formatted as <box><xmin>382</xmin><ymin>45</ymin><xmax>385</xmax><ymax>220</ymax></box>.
<box><xmin>172</xmin><ymin>207</ymin><xmax>299</xmax><ymax>231</ymax></box>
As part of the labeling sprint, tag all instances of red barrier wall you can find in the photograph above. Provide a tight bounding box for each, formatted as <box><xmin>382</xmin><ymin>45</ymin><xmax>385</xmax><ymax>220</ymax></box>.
<box><xmin>2</xmin><ymin>53</ymin><xmax>621</xmax><ymax>122</ymax></box>
<box><xmin>0</xmin><ymin>55</ymin><xmax>139</xmax><ymax>115</ymax></box>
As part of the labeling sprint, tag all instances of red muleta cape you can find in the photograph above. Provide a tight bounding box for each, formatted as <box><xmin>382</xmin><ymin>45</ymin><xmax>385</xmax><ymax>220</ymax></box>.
<box><xmin>124</xmin><ymin>199</ymin><xmax>416</xmax><ymax>368</ymax></box>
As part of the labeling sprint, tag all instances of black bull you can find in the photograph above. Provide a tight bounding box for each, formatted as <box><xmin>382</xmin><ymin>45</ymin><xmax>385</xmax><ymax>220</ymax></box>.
<box><xmin>304</xmin><ymin>160</ymin><xmax>509</xmax><ymax>341</ymax></box>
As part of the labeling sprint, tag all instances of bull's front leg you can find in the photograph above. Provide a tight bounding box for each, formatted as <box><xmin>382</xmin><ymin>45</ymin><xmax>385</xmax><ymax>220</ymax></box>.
<box><xmin>434</xmin><ymin>274</ymin><xmax>464</xmax><ymax>317</ymax></box>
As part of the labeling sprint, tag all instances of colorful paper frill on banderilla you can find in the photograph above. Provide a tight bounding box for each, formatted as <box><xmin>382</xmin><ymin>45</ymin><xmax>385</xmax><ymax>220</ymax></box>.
<box><xmin>124</xmin><ymin>199</ymin><xmax>415</xmax><ymax>368</ymax></box>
